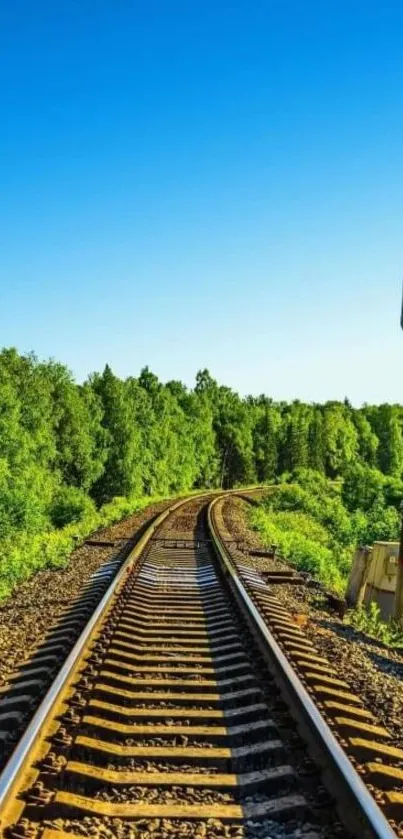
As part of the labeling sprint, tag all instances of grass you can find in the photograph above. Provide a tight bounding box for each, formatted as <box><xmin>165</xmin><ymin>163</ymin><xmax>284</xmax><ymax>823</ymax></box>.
<box><xmin>345</xmin><ymin>601</ymin><xmax>403</xmax><ymax>648</ymax></box>
<box><xmin>0</xmin><ymin>492</ymin><xmax>169</xmax><ymax>602</ymax></box>
<box><xmin>249</xmin><ymin>505</ymin><xmax>350</xmax><ymax>594</ymax></box>
<box><xmin>0</xmin><ymin>484</ymin><xmax>250</xmax><ymax>603</ymax></box>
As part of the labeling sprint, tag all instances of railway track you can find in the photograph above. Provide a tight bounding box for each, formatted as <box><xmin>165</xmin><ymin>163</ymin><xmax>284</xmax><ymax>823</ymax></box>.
<box><xmin>0</xmin><ymin>494</ymin><xmax>399</xmax><ymax>838</ymax></box>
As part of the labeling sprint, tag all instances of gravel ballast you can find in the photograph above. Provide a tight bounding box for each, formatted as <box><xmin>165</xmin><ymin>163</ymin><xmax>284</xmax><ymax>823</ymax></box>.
<box><xmin>0</xmin><ymin>500</ymin><xmax>174</xmax><ymax>683</ymax></box>
<box><xmin>0</xmin><ymin>498</ymin><xmax>176</xmax><ymax>769</ymax></box>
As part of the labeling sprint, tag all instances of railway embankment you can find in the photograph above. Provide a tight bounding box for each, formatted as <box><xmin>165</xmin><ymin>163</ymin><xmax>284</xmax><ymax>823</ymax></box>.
<box><xmin>221</xmin><ymin>495</ymin><xmax>403</xmax><ymax>754</ymax></box>
<box><xmin>0</xmin><ymin>492</ymin><xmax>401</xmax><ymax>837</ymax></box>
<box><xmin>0</xmin><ymin>495</ymin><xmax>353</xmax><ymax>839</ymax></box>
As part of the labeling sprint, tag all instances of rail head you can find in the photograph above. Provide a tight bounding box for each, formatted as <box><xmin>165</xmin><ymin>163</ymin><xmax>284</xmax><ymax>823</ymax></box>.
<box><xmin>207</xmin><ymin>496</ymin><xmax>397</xmax><ymax>839</ymax></box>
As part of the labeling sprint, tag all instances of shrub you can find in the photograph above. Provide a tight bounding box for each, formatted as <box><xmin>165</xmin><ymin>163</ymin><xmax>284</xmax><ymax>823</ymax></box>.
<box><xmin>263</xmin><ymin>480</ymin><xmax>355</xmax><ymax>548</ymax></box>
<box><xmin>342</xmin><ymin>464</ymin><xmax>385</xmax><ymax>512</ymax></box>
<box><xmin>0</xmin><ymin>492</ymin><xmax>166</xmax><ymax>603</ymax></box>
<box><xmin>49</xmin><ymin>486</ymin><xmax>98</xmax><ymax>528</ymax></box>
<box><xmin>250</xmin><ymin>507</ymin><xmax>347</xmax><ymax>593</ymax></box>
<box><xmin>352</xmin><ymin>502</ymin><xmax>400</xmax><ymax>545</ymax></box>
<box><xmin>347</xmin><ymin>602</ymin><xmax>403</xmax><ymax>647</ymax></box>
<box><xmin>251</xmin><ymin>470</ymin><xmax>391</xmax><ymax>594</ymax></box>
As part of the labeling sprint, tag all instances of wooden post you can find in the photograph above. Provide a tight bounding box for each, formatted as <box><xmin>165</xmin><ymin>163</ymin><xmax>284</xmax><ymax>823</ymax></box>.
<box><xmin>393</xmin><ymin>502</ymin><xmax>403</xmax><ymax>626</ymax></box>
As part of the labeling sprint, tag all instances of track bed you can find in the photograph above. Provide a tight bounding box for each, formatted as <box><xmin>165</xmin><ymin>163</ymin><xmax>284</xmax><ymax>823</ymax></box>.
<box><xmin>0</xmin><ymin>495</ymin><xmax>398</xmax><ymax>838</ymax></box>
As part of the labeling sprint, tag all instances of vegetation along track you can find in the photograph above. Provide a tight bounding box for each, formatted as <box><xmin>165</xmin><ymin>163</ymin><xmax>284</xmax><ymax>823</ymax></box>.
<box><xmin>0</xmin><ymin>494</ymin><xmax>399</xmax><ymax>839</ymax></box>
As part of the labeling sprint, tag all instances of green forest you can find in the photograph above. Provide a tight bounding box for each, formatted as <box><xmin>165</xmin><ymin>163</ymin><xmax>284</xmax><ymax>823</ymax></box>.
<box><xmin>1</xmin><ymin>347</ymin><xmax>403</xmax><ymax>600</ymax></box>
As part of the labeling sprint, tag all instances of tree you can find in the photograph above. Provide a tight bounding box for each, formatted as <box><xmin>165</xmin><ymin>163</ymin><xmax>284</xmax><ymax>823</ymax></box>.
<box><xmin>278</xmin><ymin>402</ymin><xmax>311</xmax><ymax>473</ymax></box>
<box><xmin>323</xmin><ymin>402</ymin><xmax>358</xmax><ymax>476</ymax></box>
<box><xmin>89</xmin><ymin>365</ymin><xmax>143</xmax><ymax>502</ymax></box>
<box><xmin>45</xmin><ymin>361</ymin><xmax>106</xmax><ymax>490</ymax></box>
<box><xmin>308</xmin><ymin>409</ymin><xmax>325</xmax><ymax>473</ymax></box>
<box><xmin>253</xmin><ymin>398</ymin><xmax>279</xmax><ymax>482</ymax></box>
<box><xmin>371</xmin><ymin>405</ymin><xmax>403</xmax><ymax>476</ymax></box>
<box><xmin>0</xmin><ymin>349</ymin><xmax>57</xmax><ymax>538</ymax></box>
<box><xmin>342</xmin><ymin>464</ymin><xmax>385</xmax><ymax>512</ymax></box>
<box><xmin>353</xmin><ymin>409</ymin><xmax>378</xmax><ymax>467</ymax></box>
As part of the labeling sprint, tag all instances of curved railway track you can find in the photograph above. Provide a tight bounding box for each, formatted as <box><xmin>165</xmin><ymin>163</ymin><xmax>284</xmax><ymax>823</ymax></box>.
<box><xmin>0</xmin><ymin>494</ymin><xmax>400</xmax><ymax>839</ymax></box>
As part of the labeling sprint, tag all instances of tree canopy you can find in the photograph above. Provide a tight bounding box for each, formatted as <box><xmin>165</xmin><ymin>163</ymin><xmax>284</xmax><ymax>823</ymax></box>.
<box><xmin>1</xmin><ymin>347</ymin><xmax>403</xmax><ymax>538</ymax></box>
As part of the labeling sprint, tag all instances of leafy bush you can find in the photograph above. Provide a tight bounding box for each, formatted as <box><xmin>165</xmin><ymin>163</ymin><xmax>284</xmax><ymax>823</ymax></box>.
<box><xmin>251</xmin><ymin>468</ymin><xmax>400</xmax><ymax>594</ymax></box>
<box><xmin>250</xmin><ymin>506</ymin><xmax>348</xmax><ymax>593</ymax></box>
<box><xmin>262</xmin><ymin>477</ymin><xmax>355</xmax><ymax>548</ymax></box>
<box><xmin>342</xmin><ymin>464</ymin><xmax>385</xmax><ymax>512</ymax></box>
<box><xmin>352</xmin><ymin>502</ymin><xmax>400</xmax><ymax>545</ymax></box>
<box><xmin>288</xmin><ymin>468</ymin><xmax>330</xmax><ymax>493</ymax></box>
<box><xmin>49</xmin><ymin>486</ymin><xmax>98</xmax><ymax>528</ymax></box>
<box><xmin>0</xmin><ymin>461</ymin><xmax>52</xmax><ymax>540</ymax></box>
<box><xmin>341</xmin><ymin>464</ymin><xmax>400</xmax><ymax>545</ymax></box>
<box><xmin>383</xmin><ymin>475</ymin><xmax>403</xmax><ymax>508</ymax></box>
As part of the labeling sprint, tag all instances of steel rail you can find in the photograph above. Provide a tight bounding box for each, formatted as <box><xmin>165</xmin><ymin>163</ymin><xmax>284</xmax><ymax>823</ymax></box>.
<box><xmin>0</xmin><ymin>483</ymin><xmax>272</xmax><ymax>826</ymax></box>
<box><xmin>0</xmin><ymin>489</ymin><xmax>231</xmax><ymax>824</ymax></box>
<box><xmin>207</xmin><ymin>496</ymin><xmax>397</xmax><ymax>839</ymax></box>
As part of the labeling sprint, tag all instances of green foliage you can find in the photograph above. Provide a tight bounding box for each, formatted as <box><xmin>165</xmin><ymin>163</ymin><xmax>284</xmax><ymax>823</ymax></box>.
<box><xmin>308</xmin><ymin>411</ymin><xmax>325</xmax><ymax>473</ymax></box>
<box><xmin>263</xmin><ymin>472</ymin><xmax>355</xmax><ymax>548</ymax></box>
<box><xmin>250</xmin><ymin>507</ymin><xmax>347</xmax><ymax>592</ymax></box>
<box><xmin>0</xmin><ymin>492</ymin><xmax>170</xmax><ymax>601</ymax></box>
<box><xmin>341</xmin><ymin>464</ymin><xmax>401</xmax><ymax>545</ymax></box>
<box><xmin>1</xmin><ymin>347</ymin><xmax>403</xmax><ymax>602</ymax></box>
<box><xmin>347</xmin><ymin>602</ymin><xmax>403</xmax><ymax>647</ymax></box>
<box><xmin>352</xmin><ymin>410</ymin><xmax>378</xmax><ymax>467</ymax></box>
<box><xmin>49</xmin><ymin>486</ymin><xmax>98</xmax><ymax>528</ymax></box>
<box><xmin>251</xmin><ymin>467</ymin><xmax>401</xmax><ymax>594</ymax></box>
<box><xmin>352</xmin><ymin>502</ymin><xmax>400</xmax><ymax>545</ymax></box>
<box><xmin>323</xmin><ymin>403</ymin><xmax>358</xmax><ymax>476</ymax></box>
<box><xmin>342</xmin><ymin>464</ymin><xmax>385</xmax><ymax>512</ymax></box>
<box><xmin>368</xmin><ymin>404</ymin><xmax>403</xmax><ymax>475</ymax></box>
<box><xmin>47</xmin><ymin>363</ymin><xmax>107</xmax><ymax>491</ymax></box>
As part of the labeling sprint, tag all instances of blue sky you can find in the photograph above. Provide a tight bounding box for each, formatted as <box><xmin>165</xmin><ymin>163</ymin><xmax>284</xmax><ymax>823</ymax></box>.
<box><xmin>0</xmin><ymin>1</ymin><xmax>402</xmax><ymax>403</ymax></box>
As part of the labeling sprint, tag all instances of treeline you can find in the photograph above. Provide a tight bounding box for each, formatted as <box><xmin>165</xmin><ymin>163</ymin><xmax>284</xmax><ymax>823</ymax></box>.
<box><xmin>2</xmin><ymin>348</ymin><xmax>403</xmax><ymax>545</ymax></box>
<box><xmin>1</xmin><ymin>347</ymin><xmax>403</xmax><ymax>599</ymax></box>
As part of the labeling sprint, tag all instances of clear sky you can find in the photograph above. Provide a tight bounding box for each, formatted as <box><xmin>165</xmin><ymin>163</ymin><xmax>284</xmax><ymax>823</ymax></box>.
<box><xmin>0</xmin><ymin>1</ymin><xmax>402</xmax><ymax>404</ymax></box>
